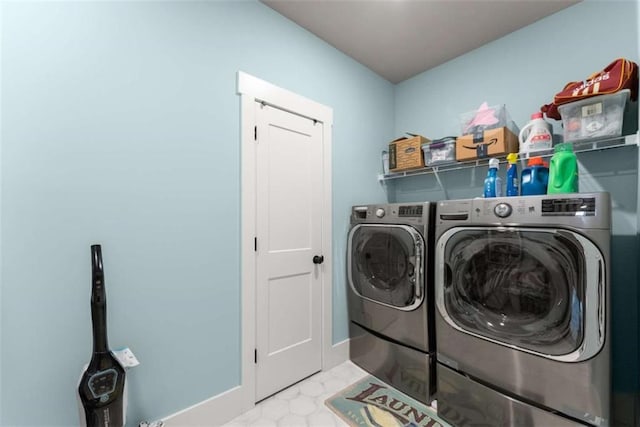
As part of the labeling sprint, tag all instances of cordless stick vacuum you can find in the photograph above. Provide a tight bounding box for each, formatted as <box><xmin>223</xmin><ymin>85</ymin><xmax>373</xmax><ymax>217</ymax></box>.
<box><xmin>78</xmin><ymin>245</ymin><xmax>126</xmax><ymax>427</ymax></box>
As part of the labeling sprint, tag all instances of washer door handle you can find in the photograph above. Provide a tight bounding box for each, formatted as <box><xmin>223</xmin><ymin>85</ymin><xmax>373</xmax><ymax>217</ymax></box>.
<box><xmin>597</xmin><ymin>258</ymin><xmax>605</xmax><ymax>344</ymax></box>
<box><xmin>313</xmin><ymin>255</ymin><xmax>324</xmax><ymax>265</ymax></box>
<box><xmin>414</xmin><ymin>241</ymin><xmax>423</xmax><ymax>300</ymax></box>
<box><xmin>444</xmin><ymin>262</ymin><xmax>453</xmax><ymax>287</ymax></box>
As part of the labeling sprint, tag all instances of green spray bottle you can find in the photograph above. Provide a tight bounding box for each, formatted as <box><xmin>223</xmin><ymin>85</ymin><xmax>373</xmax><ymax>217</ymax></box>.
<box><xmin>548</xmin><ymin>143</ymin><xmax>578</xmax><ymax>194</ymax></box>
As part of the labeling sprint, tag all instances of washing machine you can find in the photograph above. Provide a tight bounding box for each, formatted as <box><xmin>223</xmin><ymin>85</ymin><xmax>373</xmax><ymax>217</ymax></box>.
<box><xmin>434</xmin><ymin>193</ymin><xmax>611</xmax><ymax>426</ymax></box>
<box><xmin>347</xmin><ymin>202</ymin><xmax>436</xmax><ymax>404</ymax></box>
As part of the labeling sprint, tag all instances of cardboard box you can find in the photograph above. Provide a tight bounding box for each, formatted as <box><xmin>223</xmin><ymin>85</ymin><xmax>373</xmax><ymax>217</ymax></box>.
<box><xmin>455</xmin><ymin>127</ymin><xmax>519</xmax><ymax>161</ymax></box>
<box><xmin>389</xmin><ymin>135</ymin><xmax>430</xmax><ymax>171</ymax></box>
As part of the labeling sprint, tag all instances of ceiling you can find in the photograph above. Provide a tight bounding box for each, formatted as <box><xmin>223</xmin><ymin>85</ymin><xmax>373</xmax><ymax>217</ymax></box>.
<box><xmin>261</xmin><ymin>0</ymin><xmax>580</xmax><ymax>83</ymax></box>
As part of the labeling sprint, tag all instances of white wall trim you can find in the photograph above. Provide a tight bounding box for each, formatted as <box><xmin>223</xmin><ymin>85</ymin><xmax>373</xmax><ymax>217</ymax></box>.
<box><xmin>162</xmin><ymin>339</ymin><xmax>349</xmax><ymax>426</ymax></box>
<box><xmin>237</xmin><ymin>72</ymin><xmax>333</xmax><ymax>125</ymax></box>
<box><xmin>323</xmin><ymin>338</ymin><xmax>351</xmax><ymax>371</ymax></box>
<box><xmin>238</xmin><ymin>85</ymin><xmax>258</xmax><ymax>417</ymax></box>
<box><xmin>162</xmin><ymin>386</ymin><xmax>244</xmax><ymax>426</ymax></box>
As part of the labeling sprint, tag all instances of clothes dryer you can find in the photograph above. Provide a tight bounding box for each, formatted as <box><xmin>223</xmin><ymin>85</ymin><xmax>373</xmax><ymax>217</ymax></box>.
<box><xmin>434</xmin><ymin>193</ymin><xmax>611</xmax><ymax>426</ymax></box>
<box><xmin>347</xmin><ymin>203</ymin><xmax>436</xmax><ymax>404</ymax></box>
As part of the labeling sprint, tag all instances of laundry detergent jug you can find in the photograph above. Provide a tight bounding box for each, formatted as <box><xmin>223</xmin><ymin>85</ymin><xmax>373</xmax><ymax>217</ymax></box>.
<box><xmin>519</xmin><ymin>112</ymin><xmax>553</xmax><ymax>155</ymax></box>
<box><xmin>548</xmin><ymin>143</ymin><xmax>578</xmax><ymax>194</ymax></box>
<box><xmin>521</xmin><ymin>157</ymin><xmax>549</xmax><ymax>196</ymax></box>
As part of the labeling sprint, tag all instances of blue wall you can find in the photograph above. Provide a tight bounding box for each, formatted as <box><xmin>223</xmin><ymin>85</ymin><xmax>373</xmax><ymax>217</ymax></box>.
<box><xmin>0</xmin><ymin>1</ymin><xmax>392</xmax><ymax>424</ymax></box>
<box><xmin>393</xmin><ymin>0</ymin><xmax>639</xmax><ymax>424</ymax></box>
<box><xmin>2</xmin><ymin>0</ymin><xmax>639</xmax><ymax>425</ymax></box>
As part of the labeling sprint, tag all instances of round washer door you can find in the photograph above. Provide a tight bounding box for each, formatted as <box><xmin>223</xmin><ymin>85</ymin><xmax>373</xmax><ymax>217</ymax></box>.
<box><xmin>436</xmin><ymin>227</ymin><xmax>605</xmax><ymax>362</ymax></box>
<box><xmin>348</xmin><ymin>224</ymin><xmax>424</xmax><ymax>311</ymax></box>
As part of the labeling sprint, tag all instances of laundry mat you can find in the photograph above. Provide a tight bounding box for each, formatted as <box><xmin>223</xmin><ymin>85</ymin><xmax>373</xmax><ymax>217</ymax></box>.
<box><xmin>325</xmin><ymin>375</ymin><xmax>448</xmax><ymax>427</ymax></box>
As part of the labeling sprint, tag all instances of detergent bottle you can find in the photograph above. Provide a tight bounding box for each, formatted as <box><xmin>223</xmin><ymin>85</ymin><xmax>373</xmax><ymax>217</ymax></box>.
<box><xmin>521</xmin><ymin>157</ymin><xmax>549</xmax><ymax>196</ymax></box>
<box><xmin>548</xmin><ymin>143</ymin><xmax>578</xmax><ymax>194</ymax></box>
<box><xmin>483</xmin><ymin>158</ymin><xmax>502</xmax><ymax>198</ymax></box>
<box><xmin>519</xmin><ymin>112</ymin><xmax>553</xmax><ymax>156</ymax></box>
<box><xmin>506</xmin><ymin>153</ymin><xmax>519</xmax><ymax>196</ymax></box>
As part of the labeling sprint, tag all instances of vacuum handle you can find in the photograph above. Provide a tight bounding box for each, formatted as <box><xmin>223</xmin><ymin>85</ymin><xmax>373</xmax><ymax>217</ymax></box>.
<box><xmin>91</xmin><ymin>245</ymin><xmax>109</xmax><ymax>354</ymax></box>
<box><xmin>92</xmin><ymin>245</ymin><xmax>104</xmax><ymax>283</ymax></box>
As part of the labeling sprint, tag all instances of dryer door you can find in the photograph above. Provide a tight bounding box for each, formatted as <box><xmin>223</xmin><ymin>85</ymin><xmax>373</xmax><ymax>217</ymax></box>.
<box><xmin>348</xmin><ymin>224</ymin><xmax>424</xmax><ymax>311</ymax></box>
<box><xmin>436</xmin><ymin>227</ymin><xmax>605</xmax><ymax>362</ymax></box>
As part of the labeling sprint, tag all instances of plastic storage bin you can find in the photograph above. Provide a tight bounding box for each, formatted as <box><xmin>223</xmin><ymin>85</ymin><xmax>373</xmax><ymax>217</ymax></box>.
<box><xmin>422</xmin><ymin>137</ymin><xmax>456</xmax><ymax>166</ymax></box>
<box><xmin>459</xmin><ymin>103</ymin><xmax>511</xmax><ymax>136</ymax></box>
<box><xmin>559</xmin><ymin>89</ymin><xmax>630</xmax><ymax>142</ymax></box>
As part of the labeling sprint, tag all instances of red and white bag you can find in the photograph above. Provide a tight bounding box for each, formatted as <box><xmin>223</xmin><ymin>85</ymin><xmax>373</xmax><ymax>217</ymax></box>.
<box><xmin>541</xmin><ymin>58</ymin><xmax>638</xmax><ymax>120</ymax></box>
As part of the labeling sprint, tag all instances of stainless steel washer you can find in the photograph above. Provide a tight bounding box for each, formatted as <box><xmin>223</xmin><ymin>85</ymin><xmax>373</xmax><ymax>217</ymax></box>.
<box><xmin>435</xmin><ymin>193</ymin><xmax>611</xmax><ymax>426</ymax></box>
<box><xmin>347</xmin><ymin>202</ymin><xmax>436</xmax><ymax>404</ymax></box>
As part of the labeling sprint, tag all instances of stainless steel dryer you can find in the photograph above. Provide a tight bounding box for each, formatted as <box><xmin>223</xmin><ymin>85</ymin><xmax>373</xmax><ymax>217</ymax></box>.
<box><xmin>347</xmin><ymin>203</ymin><xmax>436</xmax><ymax>404</ymax></box>
<box><xmin>434</xmin><ymin>193</ymin><xmax>611</xmax><ymax>426</ymax></box>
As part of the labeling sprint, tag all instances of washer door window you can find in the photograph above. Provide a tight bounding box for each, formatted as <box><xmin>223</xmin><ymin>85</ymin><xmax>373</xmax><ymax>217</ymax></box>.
<box><xmin>436</xmin><ymin>227</ymin><xmax>605</xmax><ymax>362</ymax></box>
<box><xmin>348</xmin><ymin>224</ymin><xmax>424</xmax><ymax>311</ymax></box>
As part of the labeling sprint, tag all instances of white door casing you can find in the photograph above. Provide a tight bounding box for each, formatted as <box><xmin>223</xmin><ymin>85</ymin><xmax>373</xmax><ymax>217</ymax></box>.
<box><xmin>237</xmin><ymin>72</ymin><xmax>334</xmax><ymax>410</ymax></box>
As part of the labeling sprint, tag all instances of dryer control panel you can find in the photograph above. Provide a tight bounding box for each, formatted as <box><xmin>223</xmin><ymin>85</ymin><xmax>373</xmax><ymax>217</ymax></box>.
<box><xmin>399</xmin><ymin>205</ymin><xmax>423</xmax><ymax>217</ymax></box>
<box><xmin>351</xmin><ymin>203</ymin><xmax>431</xmax><ymax>227</ymax></box>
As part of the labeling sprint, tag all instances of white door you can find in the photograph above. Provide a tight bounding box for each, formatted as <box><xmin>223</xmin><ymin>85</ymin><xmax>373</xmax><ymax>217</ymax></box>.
<box><xmin>255</xmin><ymin>103</ymin><xmax>323</xmax><ymax>401</ymax></box>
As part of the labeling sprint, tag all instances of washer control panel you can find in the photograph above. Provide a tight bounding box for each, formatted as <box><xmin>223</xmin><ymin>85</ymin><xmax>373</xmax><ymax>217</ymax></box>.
<box><xmin>476</xmin><ymin>198</ymin><xmax>538</xmax><ymax>219</ymax></box>
<box><xmin>472</xmin><ymin>195</ymin><xmax>599</xmax><ymax>222</ymax></box>
<box><xmin>542</xmin><ymin>197</ymin><xmax>596</xmax><ymax>216</ymax></box>
<box><xmin>437</xmin><ymin>193</ymin><xmax>607</xmax><ymax>228</ymax></box>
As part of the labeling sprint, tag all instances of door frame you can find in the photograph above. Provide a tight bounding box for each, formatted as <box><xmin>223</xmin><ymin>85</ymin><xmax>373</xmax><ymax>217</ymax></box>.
<box><xmin>237</xmin><ymin>71</ymin><xmax>333</xmax><ymax>409</ymax></box>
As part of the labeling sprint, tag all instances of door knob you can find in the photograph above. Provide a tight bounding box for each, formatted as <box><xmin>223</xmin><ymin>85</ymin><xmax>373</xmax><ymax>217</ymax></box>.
<box><xmin>313</xmin><ymin>255</ymin><xmax>324</xmax><ymax>265</ymax></box>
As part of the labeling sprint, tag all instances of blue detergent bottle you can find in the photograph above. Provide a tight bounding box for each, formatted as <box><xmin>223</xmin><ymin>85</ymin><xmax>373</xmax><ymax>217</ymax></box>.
<box><xmin>483</xmin><ymin>158</ymin><xmax>502</xmax><ymax>198</ymax></box>
<box><xmin>506</xmin><ymin>153</ymin><xmax>519</xmax><ymax>196</ymax></box>
<box><xmin>521</xmin><ymin>157</ymin><xmax>549</xmax><ymax>196</ymax></box>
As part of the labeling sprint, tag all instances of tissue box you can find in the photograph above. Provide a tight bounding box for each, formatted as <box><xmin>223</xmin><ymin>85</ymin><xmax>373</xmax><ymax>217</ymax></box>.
<box><xmin>456</xmin><ymin>127</ymin><xmax>519</xmax><ymax>161</ymax></box>
<box><xmin>389</xmin><ymin>135</ymin><xmax>430</xmax><ymax>171</ymax></box>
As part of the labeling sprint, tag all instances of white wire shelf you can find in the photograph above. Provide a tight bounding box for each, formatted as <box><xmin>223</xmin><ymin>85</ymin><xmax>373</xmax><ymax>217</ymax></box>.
<box><xmin>378</xmin><ymin>132</ymin><xmax>639</xmax><ymax>182</ymax></box>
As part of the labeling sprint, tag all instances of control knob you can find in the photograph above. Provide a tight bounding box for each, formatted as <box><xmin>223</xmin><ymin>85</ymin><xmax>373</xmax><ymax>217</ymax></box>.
<box><xmin>375</xmin><ymin>208</ymin><xmax>385</xmax><ymax>218</ymax></box>
<box><xmin>494</xmin><ymin>203</ymin><xmax>512</xmax><ymax>218</ymax></box>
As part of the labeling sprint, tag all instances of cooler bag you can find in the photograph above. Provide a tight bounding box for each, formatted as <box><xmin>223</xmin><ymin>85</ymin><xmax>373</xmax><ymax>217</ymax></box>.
<box><xmin>542</xmin><ymin>58</ymin><xmax>638</xmax><ymax>120</ymax></box>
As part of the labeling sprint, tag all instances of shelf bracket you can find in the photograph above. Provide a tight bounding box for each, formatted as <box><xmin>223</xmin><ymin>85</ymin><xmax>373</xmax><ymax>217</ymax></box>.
<box><xmin>432</xmin><ymin>168</ymin><xmax>449</xmax><ymax>200</ymax></box>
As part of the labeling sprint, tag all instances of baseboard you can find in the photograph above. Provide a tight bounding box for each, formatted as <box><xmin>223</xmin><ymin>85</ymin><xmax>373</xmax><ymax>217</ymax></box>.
<box><xmin>162</xmin><ymin>385</ymin><xmax>244</xmax><ymax>426</ymax></box>
<box><xmin>162</xmin><ymin>339</ymin><xmax>350</xmax><ymax>426</ymax></box>
<box><xmin>324</xmin><ymin>338</ymin><xmax>350</xmax><ymax>370</ymax></box>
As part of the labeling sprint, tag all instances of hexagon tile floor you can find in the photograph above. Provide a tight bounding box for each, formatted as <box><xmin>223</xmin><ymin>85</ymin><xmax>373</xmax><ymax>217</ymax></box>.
<box><xmin>222</xmin><ymin>361</ymin><xmax>368</xmax><ymax>427</ymax></box>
